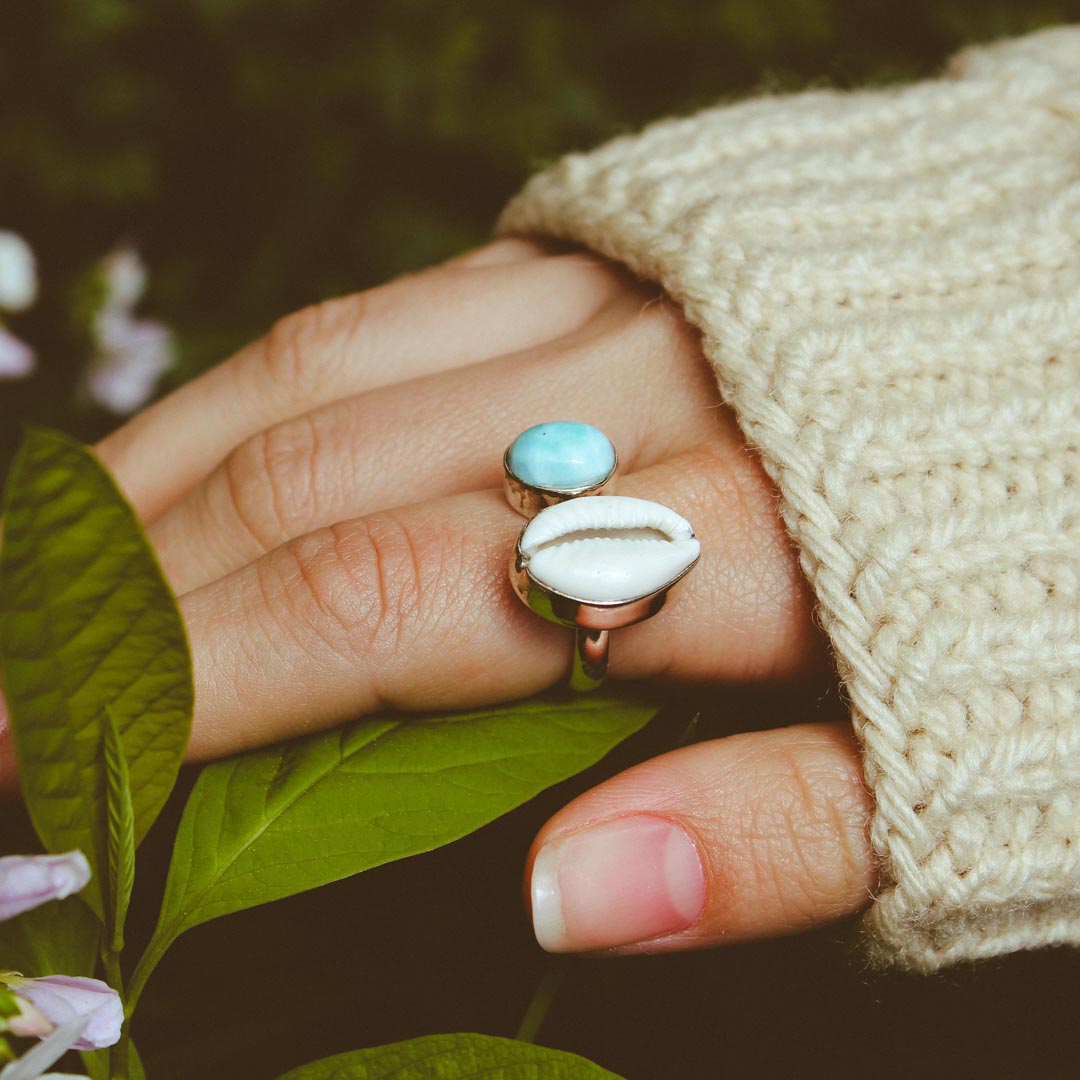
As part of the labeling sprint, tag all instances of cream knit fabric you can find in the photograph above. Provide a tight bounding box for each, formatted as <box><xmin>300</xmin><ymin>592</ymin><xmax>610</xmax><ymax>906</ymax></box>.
<box><xmin>499</xmin><ymin>26</ymin><xmax>1080</xmax><ymax>971</ymax></box>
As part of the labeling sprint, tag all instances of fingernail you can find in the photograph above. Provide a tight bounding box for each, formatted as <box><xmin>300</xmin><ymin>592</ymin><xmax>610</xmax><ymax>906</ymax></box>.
<box><xmin>530</xmin><ymin>814</ymin><xmax>706</xmax><ymax>952</ymax></box>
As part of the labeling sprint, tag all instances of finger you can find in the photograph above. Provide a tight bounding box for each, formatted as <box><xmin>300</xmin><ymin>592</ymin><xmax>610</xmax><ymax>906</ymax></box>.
<box><xmin>149</xmin><ymin>296</ymin><xmax>722</xmax><ymax>595</ymax></box>
<box><xmin>180</xmin><ymin>490</ymin><xmax>557</xmax><ymax>758</ymax></box>
<box><xmin>179</xmin><ymin>446</ymin><xmax>817</xmax><ymax>761</ymax></box>
<box><xmin>444</xmin><ymin>236</ymin><xmax>607</xmax><ymax>270</ymax></box>
<box><xmin>610</xmin><ymin>447</ymin><xmax>823</xmax><ymax>683</ymax></box>
<box><xmin>526</xmin><ymin>722</ymin><xmax>875</xmax><ymax>954</ymax></box>
<box><xmin>96</xmin><ymin>250</ymin><xmax>624</xmax><ymax>522</ymax></box>
<box><xmin>440</xmin><ymin>235</ymin><xmax>552</xmax><ymax>269</ymax></box>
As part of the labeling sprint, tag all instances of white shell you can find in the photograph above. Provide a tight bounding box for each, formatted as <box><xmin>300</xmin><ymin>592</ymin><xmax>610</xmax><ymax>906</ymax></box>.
<box><xmin>519</xmin><ymin>496</ymin><xmax>700</xmax><ymax>604</ymax></box>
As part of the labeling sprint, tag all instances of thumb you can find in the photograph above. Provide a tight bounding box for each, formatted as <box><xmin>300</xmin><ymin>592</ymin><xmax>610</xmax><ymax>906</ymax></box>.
<box><xmin>526</xmin><ymin>721</ymin><xmax>875</xmax><ymax>954</ymax></box>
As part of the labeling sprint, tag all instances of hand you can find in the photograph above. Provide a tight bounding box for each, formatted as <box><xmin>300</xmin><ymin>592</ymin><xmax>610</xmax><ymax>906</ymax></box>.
<box><xmin>3</xmin><ymin>238</ymin><xmax>875</xmax><ymax>952</ymax></box>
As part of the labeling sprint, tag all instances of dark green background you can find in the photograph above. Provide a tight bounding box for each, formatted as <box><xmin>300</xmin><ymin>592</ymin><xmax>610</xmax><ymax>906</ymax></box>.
<box><xmin>4</xmin><ymin>3</ymin><xmax>1080</xmax><ymax>1077</ymax></box>
<box><xmin>3</xmin><ymin>0</ymin><xmax>1077</xmax><ymax>468</ymax></box>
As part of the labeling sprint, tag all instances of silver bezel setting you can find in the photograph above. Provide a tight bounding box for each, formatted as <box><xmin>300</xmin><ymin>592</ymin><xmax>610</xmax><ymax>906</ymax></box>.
<box><xmin>502</xmin><ymin>445</ymin><xmax>618</xmax><ymax>519</ymax></box>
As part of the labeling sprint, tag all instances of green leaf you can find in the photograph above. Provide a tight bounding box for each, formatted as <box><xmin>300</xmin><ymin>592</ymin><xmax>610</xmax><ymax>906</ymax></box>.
<box><xmin>0</xmin><ymin>895</ymin><xmax>100</xmax><ymax>978</ymax></box>
<box><xmin>0</xmin><ymin>986</ymin><xmax>17</xmax><ymax>1021</ymax></box>
<box><xmin>0</xmin><ymin>427</ymin><xmax>193</xmax><ymax>916</ymax></box>
<box><xmin>103</xmin><ymin>707</ymin><xmax>136</xmax><ymax>953</ymax></box>
<box><xmin>80</xmin><ymin>1048</ymin><xmax>109</xmax><ymax>1080</ymax></box>
<box><xmin>275</xmin><ymin>1034</ymin><xmax>625</xmax><ymax>1079</ymax></box>
<box><xmin>81</xmin><ymin>1038</ymin><xmax>146</xmax><ymax>1080</ymax></box>
<box><xmin>131</xmin><ymin>693</ymin><xmax>654</xmax><ymax>1001</ymax></box>
<box><xmin>130</xmin><ymin>1041</ymin><xmax>147</xmax><ymax>1080</ymax></box>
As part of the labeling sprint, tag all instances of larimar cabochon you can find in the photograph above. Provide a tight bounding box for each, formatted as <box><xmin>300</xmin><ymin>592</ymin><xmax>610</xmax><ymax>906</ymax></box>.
<box><xmin>506</xmin><ymin>421</ymin><xmax>616</xmax><ymax>493</ymax></box>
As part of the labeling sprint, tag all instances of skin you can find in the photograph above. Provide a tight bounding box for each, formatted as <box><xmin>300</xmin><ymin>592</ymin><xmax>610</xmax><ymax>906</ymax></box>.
<box><xmin>0</xmin><ymin>237</ymin><xmax>877</xmax><ymax>951</ymax></box>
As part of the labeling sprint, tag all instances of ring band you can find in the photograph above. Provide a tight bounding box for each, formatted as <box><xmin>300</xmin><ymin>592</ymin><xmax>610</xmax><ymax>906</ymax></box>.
<box><xmin>505</xmin><ymin>422</ymin><xmax>700</xmax><ymax>691</ymax></box>
<box><xmin>573</xmin><ymin>628</ymin><xmax>609</xmax><ymax>692</ymax></box>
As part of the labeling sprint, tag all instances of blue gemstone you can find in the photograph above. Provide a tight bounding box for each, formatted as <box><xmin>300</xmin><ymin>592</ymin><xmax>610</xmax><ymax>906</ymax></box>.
<box><xmin>507</xmin><ymin>421</ymin><xmax>616</xmax><ymax>491</ymax></box>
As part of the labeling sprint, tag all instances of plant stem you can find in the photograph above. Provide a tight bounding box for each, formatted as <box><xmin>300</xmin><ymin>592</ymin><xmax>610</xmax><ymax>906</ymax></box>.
<box><xmin>102</xmin><ymin>949</ymin><xmax>129</xmax><ymax>1080</ymax></box>
<box><xmin>111</xmin><ymin>1036</ymin><xmax>131</xmax><ymax>1080</ymax></box>
<box><xmin>102</xmin><ymin>948</ymin><xmax>124</xmax><ymax>997</ymax></box>
<box><xmin>515</xmin><ymin>963</ymin><xmax>564</xmax><ymax>1044</ymax></box>
<box><xmin>123</xmin><ymin>928</ymin><xmax>169</xmax><ymax>1019</ymax></box>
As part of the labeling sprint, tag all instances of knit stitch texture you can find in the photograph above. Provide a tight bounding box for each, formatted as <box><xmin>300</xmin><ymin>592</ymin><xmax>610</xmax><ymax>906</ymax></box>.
<box><xmin>499</xmin><ymin>26</ymin><xmax>1080</xmax><ymax>971</ymax></box>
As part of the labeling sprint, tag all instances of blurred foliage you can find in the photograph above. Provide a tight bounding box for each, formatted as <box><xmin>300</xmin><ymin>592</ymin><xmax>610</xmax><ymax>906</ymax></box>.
<box><xmin>1</xmin><ymin>0</ymin><xmax>1076</xmax><ymax>469</ymax></box>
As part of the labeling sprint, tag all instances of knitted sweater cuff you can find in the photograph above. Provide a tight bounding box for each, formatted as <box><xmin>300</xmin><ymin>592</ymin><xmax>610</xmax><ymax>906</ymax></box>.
<box><xmin>498</xmin><ymin>26</ymin><xmax>1080</xmax><ymax>971</ymax></box>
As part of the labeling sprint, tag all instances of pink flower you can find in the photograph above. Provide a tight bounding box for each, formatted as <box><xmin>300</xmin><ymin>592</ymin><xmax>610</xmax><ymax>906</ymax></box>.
<box><xmin>82</xmin><ymin>246</ymin><xmax>175</xmax><ymax>414</ymax></box>
<box><xmin>4</xmin><ymin>978</ymin><xmax>121</xmax><ymax>1051</ymax></box>
<box><xmin>84</xmin><ymin>315</ymin><xmax>174</xmax><ymax>414</ymax></box>
<box><xmin>0</xmin><ymin>328</ymin><xmax>34</xmax><ymax>379</ymax></box>
<box><xmin>0</xmin><ymin>1015</ymin><xmax>89</xmax><ymax>1079</ymax></box>
<box><xmin>99</xmin><ymin>247</ymin><xmax>146</xmax><ymax>311</ymax></box>
<box><xmin>5</xmin><ymin>996</ymin><xmax>51</xmax><ymax>1040</ymax></box>
<box><xmin>0</xmin><ymin>854</ymin><xmax>90</xmax><ymax>923</ymax></box>
<box><xmin>0</xmin><ymin>232</ymin><xmax>37</xmax><ymax>313</ymax></box>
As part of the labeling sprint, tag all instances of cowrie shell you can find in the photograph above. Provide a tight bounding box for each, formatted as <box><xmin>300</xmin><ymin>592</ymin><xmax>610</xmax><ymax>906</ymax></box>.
<box><xmin>518</xmin><ymin>495</ymin><xmax>700</xmax><ymax>605</ymax></box>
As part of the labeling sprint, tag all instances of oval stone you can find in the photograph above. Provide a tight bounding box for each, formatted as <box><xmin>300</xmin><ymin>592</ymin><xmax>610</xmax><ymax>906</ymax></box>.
<box><xmin>507</xmin><ymin>421</ymin><xmax>616</xmax><ymax>492</ymax></box>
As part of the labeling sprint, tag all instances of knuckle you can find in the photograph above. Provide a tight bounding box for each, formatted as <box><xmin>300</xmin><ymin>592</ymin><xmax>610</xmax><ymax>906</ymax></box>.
<box><xmin>263</xmin><ymin>303</ymin><xmax>327</xmax><ymax>399</ymax></box>
<box><xmin>753</xmin><ymin>743</ymin><xmax>871</xmax><ymax>921</ymax></box>
<box><xmin>221</xmin><ymin>416</ymin><xmax>320</xmax><ymax>551</ymax></box>
<box><xmin>265</xmin><ymin>514</ymin><xmax>430</xmax><ymax>671</ymax></box>
<box><xmin>262</xmin><ymin>293</ymin><xmax>371</xmax><ymax>399</ymax></box>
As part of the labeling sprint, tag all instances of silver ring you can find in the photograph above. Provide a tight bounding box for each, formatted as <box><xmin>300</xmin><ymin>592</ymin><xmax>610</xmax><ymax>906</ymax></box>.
<box><xmin>504</xmin><ymin>422</ymin><xmax>700</xmax><ymax>691</ymax></box>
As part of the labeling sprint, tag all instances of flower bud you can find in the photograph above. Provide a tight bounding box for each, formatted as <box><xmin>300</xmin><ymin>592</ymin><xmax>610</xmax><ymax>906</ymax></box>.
<box><xmin>3</xmin><ymin>978</ymin><xmax>121</xmax><ymax>1051</ymax></box>
<box><xmin>0</xmin><ymin>854</ymin><xmax>90</xmax><ymax>923</ymax></box>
